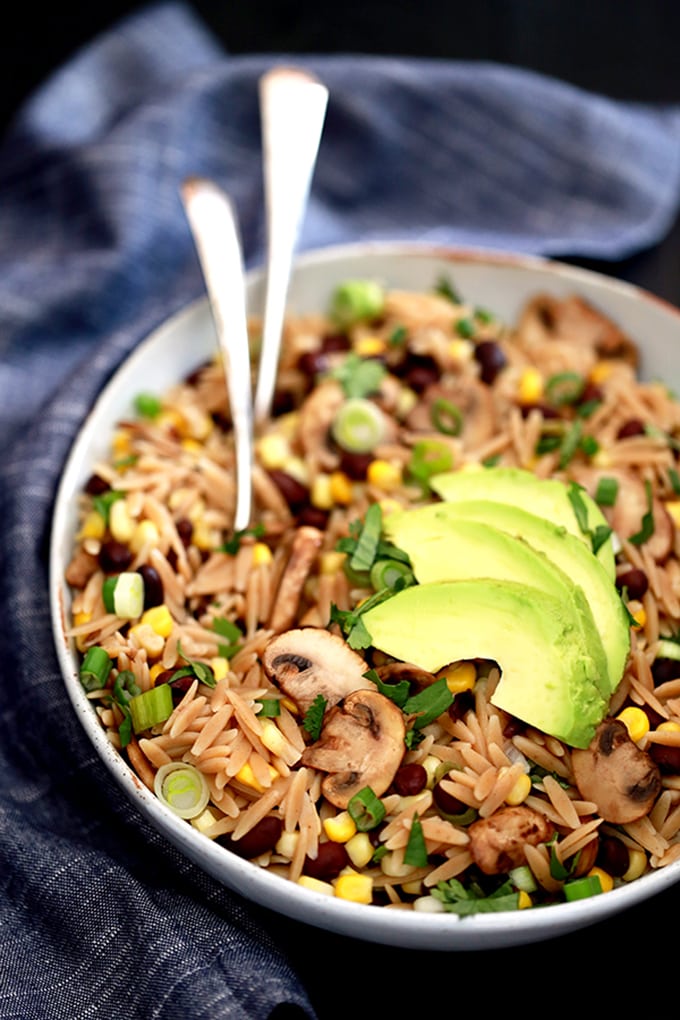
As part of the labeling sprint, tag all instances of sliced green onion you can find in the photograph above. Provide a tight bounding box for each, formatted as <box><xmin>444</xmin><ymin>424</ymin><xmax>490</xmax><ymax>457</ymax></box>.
<box><xmin>455</xmin><ymin>316</ymin><xmax>476</xmax><ymax>339</ymax></box>
<box><xmin>629</xmin><ymin>480</ymin><xmax>655</xmax><ymax>546</ymax></box>
<box><xmin>133</xmin><ymin>392</ymin><xmax>162</xmax><ymax>419</ymax></box>
<box><xmin>256</xmin><ymin>697</ymin><xmax>282</xmax><ymax>718</ymax></box>
<box><xmin>331</xmin><ymin>397</ymin><xmax>386</xmax><ymax>453</ymax></box>
<box><xmin>669</xmin><ymin>467</ymin><xmax>680</xmax><ymax>495</ymax></box>
<box><xmin>430</xmin><ymin>397</ymin><xmax>463</xmax><ymax>437</ymax></box>
<box><xmin>580</xmin><ymin>434</ymin><xmax>599</xmax><ymax>458</ymax></box>
<box><xmin>595</xmin><ymin>476</ymin><xmax>619</xmax><ymax>507</ymax></box>
<box><xmin>79</xmin><ymin>645</ymin><xmax>112</xmax><ymax>692</ymax></box>
<box><xmin>558</xmin><ymin>420</ymin><xmax>583</xmax><ymax>468</ymax></box>
<box><xmin>128</xmin><ymin>684</ymin><xmax>174</xmax><ymax>734</ymax></box>
<box><xmin>509</xmin><ymin>865</ymin><xmax>538</xmax><ymax>894</ymax></box>
<box><xmin>564</xmin><ymin>874</ymin><xmax>603</xmax><ymax>901</ymax></box>
<box><xmin>408</xmin><ymin>439</ymin><xmax>454</xmax><ymax>490</ymax></box>
<box><xmin>403</xmin><ymin>815</ymin><xmax>428</xmax><ymax>867</ymax></box>
<box><xmin>369</xmin><ymin>557</ymin><xmax>415</xmax><ymax>592</ymax></box>
<box><xmin>655</xmin><ymin>638</ymin><xmax>680</xmax><ymax>662</ymax></box>
<box><xmin>330</xmin><ymin>279</ymin><xmax>385</xmax><ymax>329</ymax></box>
<box><xmin>348</xmin><ymin>786</ymin><xmax>386</xmax><ymax>831</ymax></box>
<box><xmin>154</xmin><ymin>761</ymin><xmax>210</xmax><ymax>819</ymax></box>
<box><xmin>102</xmin><ymin>571</ymin><xmax>145</xmax><ymax>618</ymax></box>
<box><xmin>347</xmin><ymin>503</ymin><xmax>383</xmax><ymax>574</ymax></box>
<box><xmin>545</xmin><ymin>371</ymin><xmax>585</xmax><ymax>406</ymax></box>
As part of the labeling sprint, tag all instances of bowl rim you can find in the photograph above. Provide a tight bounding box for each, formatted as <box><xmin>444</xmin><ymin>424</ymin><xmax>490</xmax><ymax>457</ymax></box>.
<box><xmin>49</xmin><ymin>240</ymin><xmax>680</xmax><ymax>949</ymax></box>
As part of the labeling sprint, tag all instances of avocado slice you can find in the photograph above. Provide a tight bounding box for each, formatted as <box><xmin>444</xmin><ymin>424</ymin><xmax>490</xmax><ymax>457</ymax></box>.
<box><xmin>384</xmin><ymin>500</ymin><xmax>629</xmax><ymax>695</ymax></box>
<box><xmin>430</xmin><ymin>466</ymin><xmax>615</xmax><ymax>579</ymax></box>
<box><xmin>361</xmin><ymin>578</ymin><xmax>608</xmax><ymax>749</ymax></box>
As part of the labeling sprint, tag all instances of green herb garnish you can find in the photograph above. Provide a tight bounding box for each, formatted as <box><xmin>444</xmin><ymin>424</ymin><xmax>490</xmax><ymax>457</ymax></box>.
<box><xmin>629</xmin><ymin>480</ymin><xmax>655</xmax><ymax>546</ymax></box>
<box><xmin>221</xmin><ymin>524</ymin><xmax>266</xmax><ymax>556</ymax></box>
<box><xmin>302</xmin><ymin>693</ymin><xmax>327</xmax><ymax>740</ymax></box>
<box><xmin>404</xmin><ymin>815</ymin><xmax>428</xmax><ymax>867</ymax></box>
<box><xmin>330</xmin><ymin>352</ymin><xmax>387</xmax><ymax>399</ymax></box>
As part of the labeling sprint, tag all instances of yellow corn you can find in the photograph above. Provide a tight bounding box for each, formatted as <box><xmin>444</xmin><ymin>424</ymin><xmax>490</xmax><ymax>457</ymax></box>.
<box><xmin>256</xmin><ymin>433</ymin><xmax>290</xmax><ymax>470</ymax></box>
<box><xmin>252</xmin><ymin>542</ymin><xmax>273</xmax><ymax>566</ymax></box>
<box><xmin>622</xmin><ymin>848</ymin><xmax>647</xmax><ymax>882</ymax></box>
<box><xmin>210</xmin><ymin>656</ymin><xmax>229</xmax><ymax>682</ymax></box>
<box><xmin>439</xmin><ymin>660</ymin><xmax>476</xmax><ymax>695</ymax></box>
<box><xmin>130</xmin><ymin>519</ymin><xmax>160</xmax><ymax>554</ymax></box>
<box><xmin>665</xmin><ymin>501</ymin><xmax>680</xmax><ymax>528</ymax></box>
<box><xmin>192</xmin><ymin>522</ymin><xmax>218</xmax><ymax>552</ymax></box>
<box><xmin>297</xmin><ymin>875</ymin><xmax>334</xmax><ymax>896</ymax></box>
<box><xmin>354</xmin><ymin>335</ymin><xmax>386</xmax><ymax>357</ymax></box>
<box><xmin>657</xmin><ymin>720</ymin><xmax>680</xmax><ymax>733</ymax></box>
<box><xmin>334</xmin><ymin>870</ymin><xmax>373</xmax><ymax>904</ymax></box>
<box><xmin>181</xmin><ymin>438</ymin><xmax>203</xmax><ymax>455</ymax></box>
<box><xmin>504</xmin><ymin>771</ymin><xmax>532</xmax><ymax>806</ymax></box>
<box><xmin>128</xmin><ymin>623</ymin><xmax>164</xmax><ymax>658</ymax></box>
<box><xmin>259</xmin><ymin>718</ymin><xmax>288</xmax><ymax>757</ymax></box>
<box><xmin>588</xmin><ymin>866</ymin><xmax>614</xmax><ymax>893</ymax></box>
<box><xmin>448</xmin><ymin>338</ymin><xmax>474</xmax><ymax>364</ymax></box>
<box><xmin>395</xmin><ymin>387</ymin><xmax>418</xmax><ymax>419</ymax></box>
<box><xmin>517</xmin><ymin>890</ymin><xmax>533</xmax><ymax>909</ymax></box>
<box><xmin>191</xmin><ymin>806</ymin><xmax>221</xmax><ymax>836</ymax></box>
<box><xmin>78</xmin><ymin>510</ymin><xmax>106</xmax><ymax>541</ymax></box>
<box><xmin>617</xmin><ymin>705</ymin><xmax>650</xmax><ymax>742</ymax></box>
<box><xmin>234</xmin><ymin>761</ymin><xmax>278</xmax><ymax>793</ymax></box>
<box><xmin>280</xmin><ymin>696</ymin><xmax>299</xmax><ymax>715</ymax></box>
<box><xmin>329</xmin><ymin>470</ymin><xmax>354</xmax><ymax>505</ymax></box>
<box><xmin>320</xmin><ymin>551</ymin><xmax>346</xmax><ymax>575</ymax></box>
<box><xmin>156</xmin><ymin>408</ymin><xmax>184</xmax><ymax>433</ymax></box>
<box><xmin>629</xmin><ymin>603</ymin><xmax>646</xmax><ymax>630</ymax></box>
<box><xmin>345</xmin><ymin>832</ymin><xmax>375</xmax><ymax>869</ymax></box>
<box><xmin>518</xmin><ymin>366</ymin><xmax>544</xmax><ymax>404</ymax></box>
<box><xmin>323</xmin><ymin>812</ymin><xmax>357</xmax><ymax>843</ymax></box>
<box><xmin>310</xmin><ymin>473</ymin><xmax>334</xmax><ymax>511</ymax></box>
<box><xmin>367</xmin><ymin>459</ymin><xmax>402</xmax><ymax>492</ymax></box>
<box><xmin>275</xmin><ymin>830</ymin><xmax>299</xmax><ymax>860</ymax></box>
<box><xmin>282</xmin><ymin>455</ymin><xmax>309</xmax><ymax>486</ymax></box>
<box><xmin>140</xmin><ymin>604</ymin><xmax>173</xmax><ymax>638</ymax></box>
<box><xmin>149</xmin><ymin>662</ymin><xmax>167</xmax><ymax>684</ymax></box>
<box><xmin>111</xmin><ymin>428</ymin><xmax>132</xmax><ymax>457</ymax></box>
<box><xmin>590</xmin><ymin>360</ymin><xmax>615</xmax><ymax>385</ymax></box>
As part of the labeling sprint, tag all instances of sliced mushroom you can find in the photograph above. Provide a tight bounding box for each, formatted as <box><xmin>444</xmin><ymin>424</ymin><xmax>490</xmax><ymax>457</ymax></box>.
<box><xmin>405</xmin><ymin>379</ymin><xmax>496</xmax><ymax>450</ymax></box>
<box><xmin>468</xmin><ymin>805</ymin><xmax>554</xmax><ymax>876</ymax></box>
<box><xmin>267</xmin><ymin>526</ymin><xmax>323</xmax><ymax>633</ymax></box>
<box><xmin>375</xmin><ymin>661</ymin><xmax>437</xmax><ymax>690</ymax></box>
<box><xmin>571</xmin><ymin>465</ymin><xmax>674</xmax><ymax>562</ymax></box>
<box><xmin>517</xmin><ymin>294</ymin><xmax>639</xmax><ymax>368</ymax></box>
<box><xmin>262</xmin><ymin>627</ymin><xmax>372</xmax><ymax>715</ymax></box>
<box><xmin>301</xmin><ymin>688</ymin><xmax>406</xmax><ymax>808</ymax></box>
<box><xmin>297</xmin><ymin>379</ymin><xmax>346</xmax><ymax>467</ymax></box>
<box><xmin>571</xmin><ymin>718</ymin><xmax>662</xmax><ymax>824</ymax></box>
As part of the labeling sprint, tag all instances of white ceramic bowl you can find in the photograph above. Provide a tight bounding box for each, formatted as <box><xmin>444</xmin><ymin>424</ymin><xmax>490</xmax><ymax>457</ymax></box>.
<box><xmin>49</xmin><ymin>242</ymin><xmax>680</xmax><ymax>950</ymax></box>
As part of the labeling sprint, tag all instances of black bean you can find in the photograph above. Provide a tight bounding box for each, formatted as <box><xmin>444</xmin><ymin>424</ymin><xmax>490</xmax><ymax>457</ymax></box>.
<box><xmin>267</xmin><ymin>469</ymin><xmax>310</xmax><ymax>512</ymax></box>
<box><xmin>596</xmin><ymin>836</ymin><xmax>631</xmax><ymax>878</ymax></box>
<box><xmin>617</xmin><ymin>418</ymin><xmax>646</xmax><ymax>440</ymax></box>
<box><xmin>296</xmin><ymin>506</ymin><xmax>329</xmax><ymax>530</ymax></box>
<box><xmin>651</xmin><ymin>657</ymin><xmax>680</xmax><ymax>686</ymax></box>
<box><xmin>399</xmin><ymin>354</ymin><xmax>440</xmax><ymax>393</ymax></box>
<box><xmin>84</xmin><ymin>473</ymin><xmax>110</xmax><ymax>496</ymax></box>
<box><xmin>474</xmin><ymin>340</ymin><xmax>507</xmax><ymax>385</ymax></box>
<box><xmin>220</xmin><ymin>816</ymin><xmax>283</xmax><ymax>859</ymax></box>
<box><xmin>338</xmin><ymin>449</ymin><xmax>373</xmax><ymax>480</ymax></box>
<box><xmin>297</xmin><ymin>350</ymin><xmax>329</xmax><ymax>378</ymax></box>
<box><xmin>649</xmin><ymin>741</ymin><xmax>680</xmax><ymax>775</ymax></box>
<box><xmin>616</xmin><ymin>568</ymin><xmax>649</xmax><ymax>601</ymax></box>
<box><xmin>433</xmin><ymin>780</ymin><xmax>465</xmax><ymax>816</ymax></box>
<box><xmin>98</xmin><ymin>540</ymin><xmax>133</xmax><ymax>573</ymax></box>
<box><xmin>393</xmin><ymin>763</ymin><xmax>427</xmax><ymax>797</ymax></box>
<box><xmin>175</xmin><ymin>517</ymin><xmax>193</xmax><ymax>547</ymax></box>
<box><xmin>320</xmin><ymin>332</ymin><xmax>351</xmax><ymax>354</ymax></box>
<box><xmin>137</xmin><ymin>564</ymin><xmax>164</xmax><ymax>608</ymax></box>
<box><xmin>303</xmin><ymin>840</ymin><xmax>350</xmax><ymax>880</ymax></box>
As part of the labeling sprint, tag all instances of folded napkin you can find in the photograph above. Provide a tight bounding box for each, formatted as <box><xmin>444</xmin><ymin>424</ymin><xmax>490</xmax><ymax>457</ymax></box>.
<box><xmin>1</xmin><ymin>3</ymin><xmax>680</xmax><ymax>1017</ymax></box>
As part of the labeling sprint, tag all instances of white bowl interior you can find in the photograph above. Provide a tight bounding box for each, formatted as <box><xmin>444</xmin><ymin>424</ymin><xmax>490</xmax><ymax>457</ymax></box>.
<box><xmin>50</xmin><ymin>242</ymin><xmax>680</xmax><ymax>949</ymax></box>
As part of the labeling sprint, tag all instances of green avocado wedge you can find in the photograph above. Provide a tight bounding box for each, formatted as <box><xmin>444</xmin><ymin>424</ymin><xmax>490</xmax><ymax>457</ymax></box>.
<box><xmin>430</xmin><ymin>465</ymin><xmax>615</xmax><ymax>579</ymax></box>
<box><xmin>382</xmin><ymin>514</ymin><xmax>610</xmax><ymax>700</ymax></box>
<box><xmin>361</xmin><ymin>579</ymin><xmax>609</xmax><ymax>749</ymax></box>
<box><xmin>384</xmin><ymin>500</ymin><xmax>630</xmax><ymax>695</ymax></box>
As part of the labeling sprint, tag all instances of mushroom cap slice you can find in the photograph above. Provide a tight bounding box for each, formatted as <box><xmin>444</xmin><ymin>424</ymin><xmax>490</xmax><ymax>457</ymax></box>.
<box><xmin>301</xmin><ymin>689</ymin><xmax>406</xmax><ymax>808</ymax></box>
<box><xmin>571</xmin><ymin>718</ymin><xmax>662</xmax><ymax>824</ymax></box>
<box><xmin>262</xmin><ymin>627</ymin><xmax>372</xmax><ymax>715</ymax></box>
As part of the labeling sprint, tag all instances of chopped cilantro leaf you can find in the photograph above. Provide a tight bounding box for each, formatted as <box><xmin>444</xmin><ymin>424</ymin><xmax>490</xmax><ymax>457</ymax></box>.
<box><xmin>302</xmin><ymin>694</ymin><xmax>327</xmax><ymax>740</ymax></box>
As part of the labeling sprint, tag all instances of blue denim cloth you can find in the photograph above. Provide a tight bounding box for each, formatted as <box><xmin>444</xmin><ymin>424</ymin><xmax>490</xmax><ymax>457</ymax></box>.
<box><xmin>1</xmin><ymin>3</ymin><xmax>680</xmax><ymax>1017</ymax></box>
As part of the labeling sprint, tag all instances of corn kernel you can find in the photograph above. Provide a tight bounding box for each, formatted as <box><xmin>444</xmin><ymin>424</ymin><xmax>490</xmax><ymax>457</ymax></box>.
<box><xmin>210</xmin><ymin>656</ymin><xmax>229</xmax><ymax>682</ymax></box>
<box><xmin>629</xmin><ymin>603</ymin><xmax>646</xmax><ymax>630</ymax></box>
<box><xmin>590</xmin><ymin>360</ymin><xmax>616</xmax><ymax>385</ymax></box>
<box><xmin>617</xmin><ymin>705</ymin><xmax>650</xmax><ymax>742</ymax></box>
<box><xmin>395</xmin><ymin>387</ymin><xmax>418</xmax><ymax>419</ymax></box>
<box><xmin>323</xmin><ymin>812</ymin><xmax>357</xmax><ymax>843</ymax></box>
<box><xmin>665</xmin><ymin>501</ymin><xmax>680</xmax><ymax>527</ymax></box>
<box><xmin>181</xmin><ymin>438</ymin><xmax>203</xmax><ymax>455</ymax></box>
<box><xmin>259</xmin><ymin>718</ymin><xmax>288</xmax><ymax>757</ymax></box>
<box><xmin>108</xmin><ymin>499</ymin><xmax>134</xmax><ymax>543</ymax></box>
<box><xmin>112</xmin><ymin>429</ymin><xmax>132</xmax><ymax>457</ymax></box>
<box><xmin>320</xmin><ymin>551</ymin><xmax>346</xmax><ymax>575</ymax></box>
<box><xmin>128</xmin><ymin>623</ymin><xmax>164</xmax><ymax>658</ymax></box>
<box><xmin>130</xmin><ymin>519</ymin><xmax>160</xmax><ymax>554</ymax></box>
<box><xmin>78</xmin><ymin>510</ymin><xmax>106</xmax><ymax>541</ymax></box>
<box><xmin>329</xmin><ymin>471</ymin><xmax>354</xmax><ymax>505</ymax></box>
<box><xmin>191</xmin><ymin>806</ymin><xmax>221</xmax><ymax>836</ymax></box>
<box><xmin>354</xmin><ymin>335</ymin><xmax>386</xmax><ymax>357</ymax></box>
<box><xmin>252</xmin><ymin>542</ymin><xmax>273</xmax><ymax>566</ymax></box>
<box><xmin>345</xmin><ymin>832</ymin><xmax>374</xmax><ymax>869</ymax></box>
<box><xmin>275</xmin><ymin>830</ymin><xmax>299</xmax><ymax>859</ymax></box>
<box><xmin>297</xmin><ymin>875</ymin><xmax>334</xmax><ymax>896</ymax></box>
<box><xmin>156</xmin><ymin>408</ymin><xmax>184</xmax><ymax>433</ymax></box>
<box><xmin>140</xmin><ymin>604</ymin><xmax>173</xmax><ymax>638</ymax></box>
<box><xmin>73</xmin><ymin>611</ymin><xmax>92</xmax><ymax>627</ymax></box>
<box><xmin>310</xmin><ymin>473</ymin><xmax>334</xmax><ymax>511</ymax></box>
<box><xmin>657</xmin><ymin>720</ymin><xmax>680</xmax><ymax>733</ymax></box>
<box><xmin>504</xmin><ymin>771</ymin><xmax>532</xmax><ymax>806</ymax></box>
<box><xmin>192</xmin><ymin>522</ymin><xmax>218</xmax><ymax>552</ymax></box>
<box><xmin>149</xmin><ymin>662</ymin><xmax>167</xmax><ymax>684</ymax></box>
<box><xmin>234</xmin><ymin>762</ymin><xmax>267</xmax><ymax>792</ymax></box>
<box><xmin>518</xmin><ymin>366</ymin><xmax>544</xmax><ymax>404</ymax></box>
<box><xmin>256</xmin><ymin>433</ymin><xmax>291</xmax><ymax>470</ymax></box>
<box><xmin>622</xmin><ymin>848</ymin><xmax>647</xmax><ymax>882</ymax></box>
<box><xmin>401</xmin><ymin>879</ymin><xmax>424</xmax><ymax>896</ymax></box>
<box><xmin>280</xmin><ymin>696</ymin><xmax>299</xmax><ymax>715</ymax></box>
<box><xmin>438</xmin><ymin>660</ymin><xmax>476</xmax><ymax>695</ymax></box>
<box><xmin>448</xmin><ymin>338</ymin><xmax>474</xmax><ymax>363</ymax></box>
<box><xmin>591</xmin><ymin>449</ymin><xmax>613</xmax><ymax>468</ymax></box>
<box><xmin>588</xmin><ymin>866</ymin><xmax>614</xmax><ymax>893</ymax></box>
<box><xmin>367</xmin><ymin>459</ymin><xmax>402</xmax><ymax>492</ymax></box>
<box><xmin>334</xmin><ymin>870</ymin><xmax>373</xmax><ymax>904</ymax></box>
<box><xmin>517</xmin><ymin>890</ymin><xmax>533</xmax><ymax>909</ymax></box>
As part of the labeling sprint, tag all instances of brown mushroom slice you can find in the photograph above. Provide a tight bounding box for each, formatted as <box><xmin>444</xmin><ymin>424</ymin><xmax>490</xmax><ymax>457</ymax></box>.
<box><xmin>468</xmin><ymin>805</ymin><xmax>554</xmax><ymax>876</ymax></box>
<box><xmin>374</xmin><ymin>661</ymin><xmax>437</xmax><ymax>690</ymax></box>
<box><xmin>405</xmin><ymin>379</ymin><xmax>496</xmax><ymax>450</ymax></box>
<box><xmin>262</xmin><ymin>627</ymin><xmax>372</xmax><ymax>715</ymax></box>
<box><xmin>301</xmin><ymin>688</ymin><xmax>406</xmax><ymax>808</ymax></box>
<box><xmin>571</xmin><ymin>465</ymin><xmax>673</xmax><ymax>562</ymax></box>
<box><xmin>517</xmin><ymin>294</ymin><xmax>638</xmax><ymax>368</ymax></box>
<box><xmin>571</xmin><ymin>718</ymin><xmax>662</xmax><ymax>824</ymax></box>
